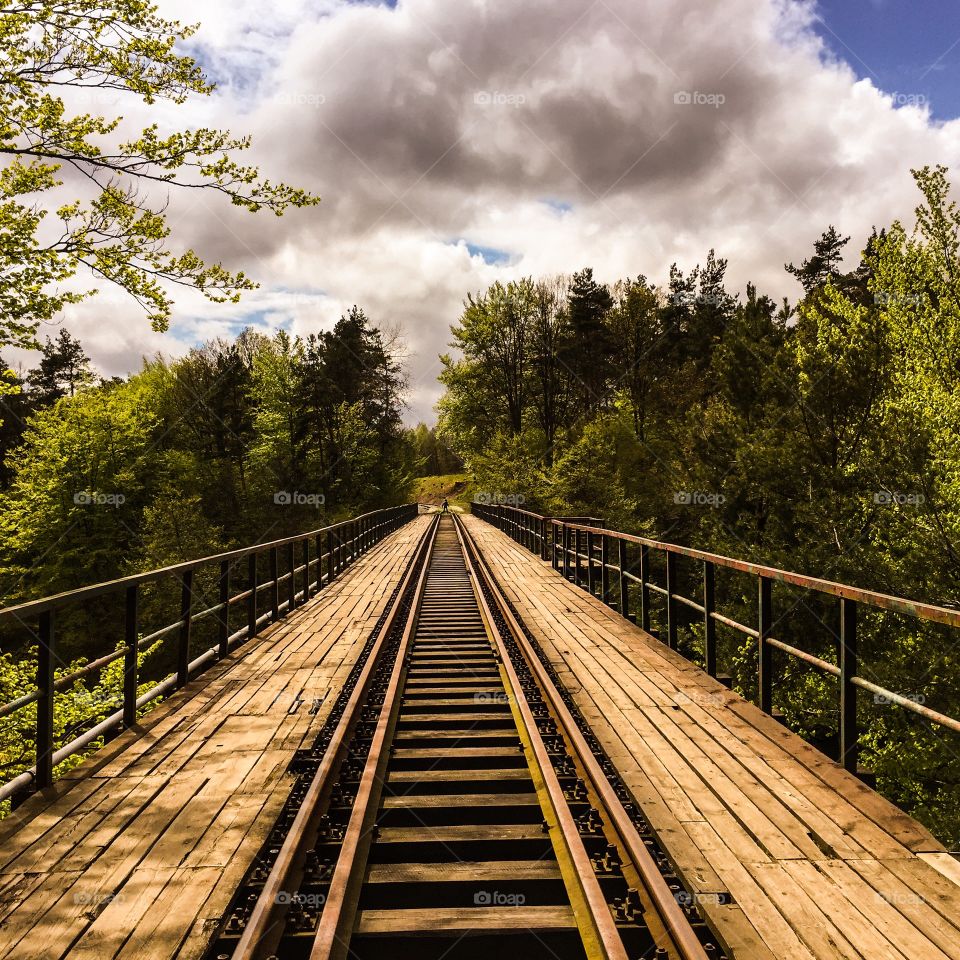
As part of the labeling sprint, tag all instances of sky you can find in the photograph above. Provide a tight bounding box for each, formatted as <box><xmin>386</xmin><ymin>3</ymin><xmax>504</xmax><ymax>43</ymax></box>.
<box><xmin>814</xmin><ymin>1</ymin><xmax>960</xmax><ymax>119</ymax></box>
<box><xmin>19</xmin><ymin>0</ymin><xmax>960</xmax><ymax>424</ymax></box>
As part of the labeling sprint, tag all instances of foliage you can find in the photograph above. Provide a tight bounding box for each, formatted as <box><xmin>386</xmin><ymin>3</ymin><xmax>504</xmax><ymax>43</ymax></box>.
<box><xmin>438</xmin><ymin>172</ymin><xmax>960</xmax><ymax>846</ymax></box>
<box><xmin>28</xmin><ymin>327</ymin><xmax>96</xmax><ymax>402</ymax></box>
<box><xmin>0</xmin><ymin>0</ymin><xmax>319</xmax><ymax>346</ymax></box>
<box><xmin>406</xmin><ymin>423</ymin><xmax>464</xmax><ymax>476</ymax></box>
<box><xmin>0</xmin><ymin>304</ymin><xmax>414</xmax><ymax>805</ymax></box>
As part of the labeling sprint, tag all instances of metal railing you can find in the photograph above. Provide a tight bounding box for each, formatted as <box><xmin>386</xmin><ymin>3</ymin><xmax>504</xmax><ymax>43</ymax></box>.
<box><xmin>473</xmin><ymin>502</ymin><xmax>960</xmax><ymax>774</ymax></box>
<box><xmin>473</xmin><ymin>504</ymin><xmax>605</xmax><ymax>561</ymax></box>
<box><xmin>0</xmin><ymin>504</ymin><xmax>419</xmax><ymax>802</ymax></box>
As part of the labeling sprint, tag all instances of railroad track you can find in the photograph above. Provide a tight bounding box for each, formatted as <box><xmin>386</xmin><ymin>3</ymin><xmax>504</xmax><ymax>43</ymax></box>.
<box><xmin>208</xmin><ymin>514</ymin><xmax>728</xmax><ymax>960</ymax></box>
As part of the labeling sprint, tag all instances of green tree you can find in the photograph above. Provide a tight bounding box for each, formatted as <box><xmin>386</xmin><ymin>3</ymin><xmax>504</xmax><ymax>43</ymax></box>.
<box><xmin>151</xmin><ymin>330</ymin><xmax>261</xmax><ymax>540</ymax></box>
<box><xmin>449</xmin><ymin>281</ymin><xmax>534</xmax><ymax>435</ymax></box>
<box><xmin>528</xmin><ymin>276</ymin><xmax>572</xmax><ymax>459</ymax></box>
<box><xmin>786</xmin><ymin>226</ymin><xmax>850</xmax><ymax>293</ymax></box>
<box><xmin>0</xmin><ymin>371</ymin><xmax>163</xmax><ymax>603</ymax></box>
<box><xmin>0</xmin><ymin>1</ymin><xmax>319</xmax><ymax>347</ymax></box>
<box><xmin>561</xmin><ymin>267</ymin><xmax>614</xmax><ymax>414</ymax></box>
<box><xmin>608</xmin><ymin>276</ymin><xmax>660</xmax><ymax>440</ymax></box>
<box><xmin>28</xmin><ymin>327</ymin><xmax>95</xmax><ymax>403</ymax></box>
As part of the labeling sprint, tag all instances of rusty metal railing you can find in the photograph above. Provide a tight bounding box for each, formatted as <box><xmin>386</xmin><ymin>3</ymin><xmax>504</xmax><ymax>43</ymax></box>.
<box><xmin>0</xmin><ymin>504</ymin><xmax>419</xmax><ymax>803</ymax></box>
<box><xmin>473</xmin><ymin>501</ymin><xmax>960</xmax><ymax>775</ymax></box>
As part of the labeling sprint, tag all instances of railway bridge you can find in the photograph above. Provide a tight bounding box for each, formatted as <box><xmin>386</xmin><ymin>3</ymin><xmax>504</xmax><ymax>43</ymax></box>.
<box><xmin>0</xmin><ymin>505</ymin><xmax>957</xmax><ymax>959</ymax></box>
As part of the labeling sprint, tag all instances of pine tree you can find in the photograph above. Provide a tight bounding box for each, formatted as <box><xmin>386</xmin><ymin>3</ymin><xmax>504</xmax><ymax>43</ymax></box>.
<box><xmin>562</xmin><ymin>267</ymin><xmax>614</xmax><ymax>415</ymax></box>
<box><xmin>785</xmin><ymin>226</ymin><xmax>850</xmax><ymax>293</ymax></box>
<box><xmin>28</xmin><ymin>329</ymin><xmax>95</xmax><ymax>404</ymax></box>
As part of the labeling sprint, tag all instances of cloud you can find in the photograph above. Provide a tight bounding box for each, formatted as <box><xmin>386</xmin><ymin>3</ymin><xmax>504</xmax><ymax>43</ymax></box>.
<box><xmin>36</xmin><ymin>0</ymin><xmax>960</xmax><ymax>422</ymax></box>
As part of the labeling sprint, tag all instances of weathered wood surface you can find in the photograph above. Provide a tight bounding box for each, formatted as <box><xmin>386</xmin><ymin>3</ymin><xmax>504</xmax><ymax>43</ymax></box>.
<box><xmin>464</xmin><ymin>514</ymin><xmax>960</xmax><ymax>960</ymax></box>
<box><xmin>0</xmin><ymin>516</ymin><xmax>430</xmax><ymax>959</ymax></box>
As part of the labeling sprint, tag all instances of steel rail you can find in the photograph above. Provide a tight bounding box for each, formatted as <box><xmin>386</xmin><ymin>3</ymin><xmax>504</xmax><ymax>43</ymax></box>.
<box><xmin>457</xmin><ymin>515</ymin><xmax>713</xmax><ymax>960</ymax></box>
<box><xmin>454</xmin><ymin>518</ymin><xmax>630</xmax><ymax>960</ymax></box>
<box><xmin>230</xmin><ymin>514</ymin><xmax>438</xmax><ymax>960</ymax></box>
<box><xmin>309</xmin><ymin>515</ymin><xmax>436</xmax><ymax>960</ymax></box>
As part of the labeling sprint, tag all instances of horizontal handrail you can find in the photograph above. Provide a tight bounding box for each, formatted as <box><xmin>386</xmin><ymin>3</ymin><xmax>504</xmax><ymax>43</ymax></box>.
<box><xmin>0</xmin><ymin>503</ymin><xmax>420</xmax><ymax>800</ymax></box>
<box><xmin>473</xmin><ymin>501</ymin><xmax>960</xmax><ymax>775</ymax></box>
<box><xmin>551</xmin><ymin>518</ymin><xmax>960</xmax><ymax>628</ymax></box>
<box><xmin>0</xmin><ymin>507</ymin><xmax>404</xmax><ymax>622</ymax></box>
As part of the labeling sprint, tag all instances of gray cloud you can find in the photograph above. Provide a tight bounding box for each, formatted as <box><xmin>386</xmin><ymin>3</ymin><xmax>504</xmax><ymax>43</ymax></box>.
<box><xmin>35</xmin><ymin>0</ymin><xmax>960</xmax><ymax>423</ymax></box>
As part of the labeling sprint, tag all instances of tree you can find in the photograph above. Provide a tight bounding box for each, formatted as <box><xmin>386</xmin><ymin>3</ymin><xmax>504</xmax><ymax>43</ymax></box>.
<box><xmin>561</xmin><ymin>267</ymin><xmax>614</xmax><ymax>414</ymax></box>
<box><xmin>786</xmin><ymin>226</ymin><xmax>850</xmax><ymax>293</ymax></box>
<box><xmin>0</xmin><ymin>1</ymin><xmax>319</xmax><ymax>348</ymax></box>
<box><xmin>248</xmin><ymin>331</ymin><xmax>307</xmax><ymax>512</ymax></box>
<box><xmin>28</xmin><ymin>328</ymin><xmax>95</xmax><ymax>403</ymax></box>
<box><xmin>151</xmin><ymin>331</ymin><xmax>261</xmax><ymax>538</ymax></box>
<box><xmin>407</xmin><ymin>423</ymin><xmax>462</xmax><ymax>476</ymax></box>
<box><xmin>792</xmin><ymin>247</ymin><xmax>887</xmax><ymax>475</ymax></box>
<box><xmin>608</xmin><ymin>276</ymin><xmax>660</xmax><ymax>440</ymax></box>
<box><xmin>528</xmin><ymin>276</ymin><xmax>572</xmax><ymax>459</ymax></box>
<box><xmin>687</xmin><ymin>249</ymin><xmax>735</xmax><ymax>369</ymax></box>
<box><xmin>867</xmin><ymin>165</ymin><xmax>960</xmax><ymax>595</ymax></box>
<box><xmin>0</xmin><ymin>359</ymin><xmax>28</xmax><ymax>485</ymax></box>
<box><xmin>449</xmin><ymin>281</ymin><xmax>534</xmax><ymax>435</ymax></box>
<box><xmin>0</xmin><ymin>370</ymin><xmax>164</xmax><ymax>614</ymax></box>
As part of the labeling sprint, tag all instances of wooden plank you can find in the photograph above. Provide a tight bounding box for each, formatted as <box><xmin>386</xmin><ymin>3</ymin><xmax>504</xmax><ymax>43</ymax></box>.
<box><xmin>464</xmin><ymin>515</ymin><xmax>957</xmax><ymax>960</ymax></box>
<box><xmin>0</xmin><ymin>518</ymin><xmax>430</xmax><ymax>960</ymax></box>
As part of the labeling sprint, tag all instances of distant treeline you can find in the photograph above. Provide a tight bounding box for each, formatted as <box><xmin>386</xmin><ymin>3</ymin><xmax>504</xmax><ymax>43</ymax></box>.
<box><xmin>438</xmin><ymin>166</ymin><xmax>960</xmax><ymax>844</ymax></box>
<box><xmin>0</xmin><ymin>308</ymin><xmax>441</xmax><ymax>645</ymax></box>
<box><xmin>0</xmin><ymin>307</ymin><xmax>463</xmax><ymax>795</ymax></box>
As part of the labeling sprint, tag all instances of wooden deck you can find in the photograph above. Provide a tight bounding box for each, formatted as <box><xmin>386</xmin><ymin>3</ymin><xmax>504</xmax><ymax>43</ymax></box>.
<box><xmin>0</xmin><ymin>516</ymin><xmax>431</xmax><ymax>960</ymax></box>
<box><xmin>463</xmin><ymin>514</ymin><xmax>960</xmax><ymax>960</ymax></box>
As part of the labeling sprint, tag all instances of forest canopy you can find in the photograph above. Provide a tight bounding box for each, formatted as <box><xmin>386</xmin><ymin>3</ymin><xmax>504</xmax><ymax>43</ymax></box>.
<box><xmin>437</xmin><ymin>166</ymin><xmax>960</xmax><ymax>845</ymax></box>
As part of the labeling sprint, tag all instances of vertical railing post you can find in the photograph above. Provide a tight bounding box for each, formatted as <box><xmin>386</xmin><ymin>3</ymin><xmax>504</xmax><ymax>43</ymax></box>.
<box><xmin>270</xmin><ymin>547</ymin><xmax>280</xmax><ymax>622</ymax></box>
<box><xmin>217</xmin><ymin>560</ymin><xmax>230</xmax><ymax>659</ymax></box>
<box><xmin>248</xmin><ymin>553</ymin><xmax>259</xmax><ymax>639</ymax></box>
<box><xmin>36</xmin><ymin>610</ymin><xmax>55</xmax><ymax>790</ymax></box>
<box><xmin>540</xmin><ymin>517</ymin><xmax>547</xmax><ymax>561</ymax></box>
<box><xmin>759</xmin><ymin>576</ymin><xmax>773</xmax><ymax>714</ymax></box>
<box><xmin>552</xmin><ymin>522</ymin><xmax>559</xmax><ymax>570</ymax></box>
<box><xmin>316</xmin><ymin>533</ymin><xmax>324</xmax><ymax>588</ymax></box>
<box><xmin>326</xmin><ymin>529</ymin><xmax>335</xmax><ymax>584</ymax></box>
<box><xmin>601</xmin><ymin>533</ymin><xmax>611</xmax><ymax>606</ymax></box>
<box><xmin>640</xmin><ymin>544</ymin><xmax>650</xmax><ymax>633</ymax></box>
<box><xmin>178</xmin><ymin>569</ymin><xmax>193</xmax><ymax>688</ymax></box>
<box><xmin>303</xmin><ymin>539</ymin><xmax>311</xmax><ymax>601</ymax></box>
<box><xmin>124</xmin><ymin>584</ymin><xmax>139</xmax><ymax>727</ymax></box>
<box><xmin>840</xmin><ymin>598</ymin><xmax>859</xmax><ymax>774</ymax></box>
<box><xmin>287</xmin><ymin>541</ymin><xmax>296</xmax><ymax>611</ymax></box>
<box><xmin>703</xmin><ymin>560</ymin><xmax>716</xmax><ymax>678</ymax></box>
<box><xmin>573</xmin><ymin>529</ymin><xmax>582</xmax><ymax>587</ymax></box>
<box><xmin>586</xmin><ymin>530</ymin><xmax>596</xmax><ymax>595</ymax></box>
<box><xmin>666</xmin><ymin>551</ymin><xmax>678</xmax><ymax>649</ymax></box>
<box><xmin>563</xmin><ymin>524</ymin><xmax>571</xmax><ymax>580</ymax></box>
<box><xmin>618</xmin><ymin>538</ymin><xmax>629</xmax><ymax>620</ymax></box>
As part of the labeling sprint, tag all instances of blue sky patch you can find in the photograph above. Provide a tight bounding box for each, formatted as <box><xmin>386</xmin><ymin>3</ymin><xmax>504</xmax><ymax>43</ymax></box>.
<box><xmin>814</xmin><ymin>0</ymin><xmax>960</xmax><ymax>120</ymax></box>
<box><xmin>462</xmin><ymin>242</ymin><xmax>513</xmax><ymax>266</ymax></box>
<box><xmin>542</xmin><ymin>198</ymin><xmax>573</xmax><ymax>215</ymax></box>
